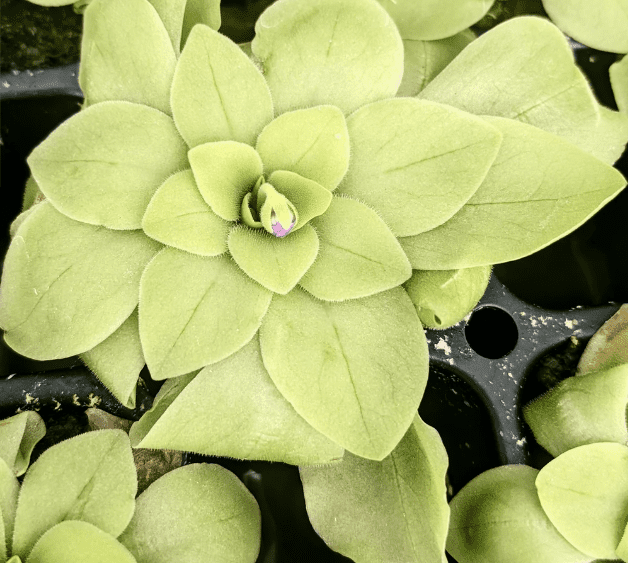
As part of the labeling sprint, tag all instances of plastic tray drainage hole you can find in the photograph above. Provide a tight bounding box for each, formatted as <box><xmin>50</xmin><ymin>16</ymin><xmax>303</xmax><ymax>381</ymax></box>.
<box><xmin>464</xmin><ymin>306</ymin><xmax>518</xmax><ymax>359</ymax></box>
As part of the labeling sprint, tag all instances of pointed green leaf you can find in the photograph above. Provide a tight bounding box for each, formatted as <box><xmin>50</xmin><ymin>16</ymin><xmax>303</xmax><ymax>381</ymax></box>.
<box><xmin>142</xmin><ymin>170</ymin><xmax>230</xmax><ymax>256</ymax></box>
<box><xmin>419</xmin><ymin>17</ymin><xmax>602</xmax><ymax>155</ymax></box>
<box><xmin>269</xmin><ymin>171</ymin><xmax>332</xmax><ymax>228</ymax></box>
<box><xmin>338</xmin><ymin>98</ymin><xmax>502</xmax><ymax>237</ymax></box>
<box><xmin>28</xmin><ymin>102</ymin><xmax>188</xmax><ymax>230</ymax></box>
<box><xmin>130</xmin><ymin>337</ymin><xmax>343</xmax><ymax>464</ymax></box>
<box><xmin>255</xmin><ymin>106</ymin><xmax>349</xmax><ymax>191</ymax></box>
<box><xmin>259</xmin><ymin>286</ymin><xmax>428</xmax><ymax>459</ymax></box>
<box><xmin>400</xmin><ymin>117</ymin><xmax>627</xmax><ymax>269</ymax></box>
<box><xmin>80</xmin><ymin>0</ymin><xmax>176</xmax><ymax>113</ymax></box>
<box><xmin>301</xmin><ymin>415</ymin><xmax>449</xmax><ymax>562</ymax></box>
<box><xmin>0</xmin><ymin>412</ymin><xmax>45</xmax><ymax>477</ymax></box>
<box><xmin>536</xmin><ymin>442</ymin><xmax>628</xmax><ymax>560</ymax></box>
<box><xmin>447</xmin><ymin>465</ymin><xmax>591</xmax><ymax>563</ymax></box>
<box><xmin>171</xmin><ymin>24</ymin><xmax>273</xmax><ymax>148</ymax></box>
<box><xmin>0</xmin><ymin>203</ymin><xmax>161</xmax><ymax>360</ymax></box>
<box><xmin>81</xmin><ymin>310</ymin><xmax>144</xmax><ymax>409</ymax></box>
<box><xmin>577</xmin><ymin>304</ymin><xmax>628</xmax><ymax>375</ymax></box>
<box><xmin>139</xmin><ymin>248</ymin><xmax>272</xmax><ymax>380</ymax></box>
<box><xmin>228</xmin><ymin>225</ymin><xmax>319</xmax><ymax>294</ymax></box>
<box><xmin>299</xmin><ymin>197</ymin><xmax>411</xmax><ymax>301</ymax></box>
<box><xmin>251</xmin><ymin>0</ymin><xmax>403</xmax><ymax>115</ymax></box>
<box><xmin>181</xmin><ymin>0</ymin><xmax>221</xmax><ymax>48</ymax></box>
<box><xmin>0</xmin><ymin>458</ymin><xmax>19</xmax><ymax>559</ymax></box>
<box><xmin>611</xmin><ymin>55</ymin><xmax>628</xmax><ymax>114</ymax></box>
<box><xmin>119</xmin><ymin>464</ymin><xmax>260</xmax><ymax>563</ymax></box>
<box><xmin>26</xmin><ymin>521</ymin><xmax>137</xmax><ymax>563</ymax></box>
<box><xmin>12</xmin><ymin>430</ymin><xmax>136</xmax><ymax>560</ymax></box>
<box><xmin>188</xmin><ymin>141</ymin><xmax>263</xmax><ymax>221</ymax></box>
<box><xmin>145</xmin><ymin>0</ymin><xmax>186</xmax><ymax>54</ymax></box>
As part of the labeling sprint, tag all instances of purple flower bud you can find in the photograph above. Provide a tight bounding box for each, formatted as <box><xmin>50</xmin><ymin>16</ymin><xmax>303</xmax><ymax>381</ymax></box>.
<box><xmin>270</xmin><ymin>210</ymin><xmax>296</xmax><ymax>237</ymax></box>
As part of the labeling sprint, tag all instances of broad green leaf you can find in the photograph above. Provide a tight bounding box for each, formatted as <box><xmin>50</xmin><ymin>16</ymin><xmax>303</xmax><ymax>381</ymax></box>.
<box><xmin>188</xmin><ymin>141</ymin><xmax>263</xmax><ymax>221</ymax></box>
<box><xmin>301</xmin><ymin>415</ymin><xmax>449</xmax><ymax>562</ymax></box>
<box><xmin>181</xmin><ymin>0</ymin><xmax>221</xmax><ymax>48</ymax></box>
<box><xmin>400</xmin><ymin>117</ymin><xmax>627</xmax><ymax>269</ymax></box>
<box><xmin>142</xmin><ymin>170</ymin><xmax>230</xmax><ymax>256</ymax></box>
<box><xmin>0</xmin><ymin>203</ymin><xmax>161</xmax><ymax>360</ymax></box>
<box><xmin>81</xmin><ymin>310</ymin><xmax>144</xmax><ymax>409</ymax></box>
<box><xmin>338</xmin><ymin>98</ymin><xmax>502</xmax><ymax>237</ymax></box>
<box><xmin>255</xmin><ymin>106</ymin><xmax>349</xmax><ymax>191</ymax></box>
<box><xmin>12</xmin><ymin>430</ymin><xmax>136</xmax><ymax>560</ymax></box>
<box><xmin>228</xmin><ymin>224</ymin><xmax>319</xmax><ymax>294</ymax></box>
<box><xmin>577</xmin><ymin>304</ymin><xmax>628</xmax><ymax>375</ymax></box>
<box><xmin>259</xmin><ymin>286</ymin><xmax>428</xmax><ymax>460</ymax></box>
<box><xmin>251</xmin><ymin>0</ymin><xmax>404</xmax><ymax>115</ymax></box>
<box><xmin>0</xmin><ymin>459</ymin><xmax>19</xmax><ymax>559</ymax></box>
<box><xmin>130</xmin><ymin>337</ymin><xmax>343</xmax><ymax>464</ymax></box>
<box><xmin>0</xmin><ymin>412</ymin><xmax>45</xmax><ymax>477</ymax></box>
<box><xmin>419</xmin><ymin>17</ymin><xmax>601</xmax><ymax>156</ymax></box>
<box><xmin>299</xmin><ymin>197</ymin><xmax>412</xmax><ymax>301</ymax></box>
<box><xmin>404</xmin><ymin>266</ymin><xmax>491</xmax><ymax>329</ymax></box>
<box><xmin>26</xmin><ymin>521</ymin><xmax>137</xmax><ymax>563</ymax></box>
<box><xmin>611</xmin><ymin>55</ymin><xmax>628</xmax><ymax>114</ymax></box>
<box><xmin>171</xmin><ymin>24</ymin><xmax>273</xmax><ymax>148</ymax></box>
<box><xmin>80</xmin><ymin>0</ymin><xmax>176</xmax><ymax>113</ymax></box>
<box><xmin>28</xmin><ymin>101</ymin><xmax>188</xmax><ymax>230</ymax></box>
<box><xmin>542</xmin><ymin>0</ymin><xmax>628</xmax><ymax>54</ymax></box>
<box><xmin>447</xmin><ymin>465</ymin><xmax>591</xmax><ymax>563</ymax></box>
<box><xmin>397</xmin><ymin>29</ymin><xmax>475</xmax><ymax>97</ymax></box>
<box><xmin>378</xmin><ymin>0</ymin><xmax>492</xmax><ymax>41</ymax></box>
<box><xmin>523</xmin><ymin>365</ymin><xmax>628</xmax><ymax>457</ymax></box>
<box><xmin>139</xmin><ymin>248</ymin><xmax>272</xmax><ymax>379</ymax></box>
<box><xmin>146</xmin><ymin>0</ymin><xmax>187</xmax><ymax>54</ymax></box>
<box><xmin>536</xmin><ymin>442</ymin><xmax>628</xmax><ymax>560</ymax></box>
<box><xmin>119</xmin><ymin>464</ymin><xmax>260</xmax><ymax>563</ymax></box>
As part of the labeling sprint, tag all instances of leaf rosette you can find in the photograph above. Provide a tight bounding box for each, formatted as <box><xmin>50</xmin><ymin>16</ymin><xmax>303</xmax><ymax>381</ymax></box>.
<box><xmin>0</xmin><ymin>0</ymin><xmax>627</xmax><ymax>465</ymax></box>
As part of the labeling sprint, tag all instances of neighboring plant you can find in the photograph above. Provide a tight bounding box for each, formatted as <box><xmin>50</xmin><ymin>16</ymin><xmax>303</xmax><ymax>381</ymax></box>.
<box><xmin>0</xmin><ymin>412</ymin><xmax>261</xmax><ymax>563</ymax></box>
<box><xmin>611</xmin><ymin>56</ymin><xmax>628</xmax><ymax>115</ymax></box>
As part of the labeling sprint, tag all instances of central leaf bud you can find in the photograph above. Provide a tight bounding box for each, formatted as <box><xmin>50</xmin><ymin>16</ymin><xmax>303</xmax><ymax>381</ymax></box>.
<box><xmin>241</xmin><ymin>179</ymin><xmax>298</xmax><ymax>238</ymax></box>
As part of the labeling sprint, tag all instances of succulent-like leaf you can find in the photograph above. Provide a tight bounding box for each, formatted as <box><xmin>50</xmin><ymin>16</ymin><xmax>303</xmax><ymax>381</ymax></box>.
<box><xmin>12</xmin><ymin>430</ymin><xmax>136</xmax><ymax>561</ymax></box>
<box><xmin>611</xmin><ymin>55</ymin><xmax>628</xmax><ymax>114</ymax></box>
<box><xmin>447</xmin><ymin>465</ymin><xmax>591</xmax><ymax>563</ymax></box>
<box><xmin>130</xmin><ymin>337</ymin><xmax>344</xmax><ymax>464</ymax></box>
<box><xmin>338</xmin><ymin>98</ymin><xmax>502</xmax><ymax>237</ymax></box>
<box><xmin>255</xmin><ymin>106</ymin><xmax>350</xmax><ymax>191</ymax></box>
<box><xmin>0</xmin><ymin>412</ymin><xmax>45</xmax><ymax>477</ymax></box>
<box><xmin>181</xmin><ymin>0</ymin><xmax>221</xmax><ymax>48</ymax></box>
<box><xmin>171</xmin><ymin>24</ymin><xmax>273</xmax><ymax>148</ymax></box>
<box><xmin>27</xmin><ymin>102</ymin><xmax>188</xmax><ymax>230</ymax></box>
<box><xmin>119</xmin><ymin>464</ymin><xmax>260</xmax><ymax>563</ymax></box>
<box><xmin>0</xmin><ymin>203</ymin><xmax>161</xmax><ymax>360</ymax></box>
<box><xmin>81</xmin><ymin>310</ymin><xmax>144</xmax><ymax>409</ymax></box>
<box><xmin>139</xmin><ymin>248</ymin><xmax>272</xmax><ymax>380</ymax></box>
<box><xmin>536</xmin><ymin>442</ymin><xmax>628</xmax><ymax>560</ymax></box>
<box><xmin>301</xmin><ymin>415</ymin><xmax>449</xmax><ymax>562</ymax></box>
<box><xmin>400</xmin><ymin>117</ymin><xmax>627</xmax><ymax>269</ymax></box>
<box><xmin>142</xmin><ymin>170</ymin><xmax>230</xmax><ymax>256</ymax></box>
<box><xmin>259</xmin><ymin>286</ymin><xmax>428</xmax><ymax>460</ymax></box>
<box><xmin>577</xmin><ymin>304</ymin><xmax>628</xmax><ymax>375</ymax></box>
<box><xmin>0</xmin><ymin>459</ymin><xmax>19</xmax><ymax>559</ymax></box>
<box><xmin>299</xmin><ymin>197</ymin><xmax>412</xmax><ymax>301</ymax></box>
<box><xmin>80</xmin><ymin>0</ymin><xmax>176</xmax><ymax>113</ymax></box>
<box><xmin>251</xmin><ymin>0</ymin><xmax>404</xmax><ymax>115</ymax></box>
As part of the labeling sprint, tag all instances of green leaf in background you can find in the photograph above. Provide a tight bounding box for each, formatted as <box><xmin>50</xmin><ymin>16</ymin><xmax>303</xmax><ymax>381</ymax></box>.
<box><xmin>400</xmin><ymin>117</ymin><xmax>627</xmax><ymax>269</ymax></box>
<box><xmin>588</xmin><ymin>105</ymin><xmax>628</xmax><ymax>165</ymax></box>
<box><xmin>378</xmin><ymin>0</ymin><xmax>492</xmax><ymax>41</ymax></box>
<box><xmin>181</xmin><ymin>0</ymin><xmax>221</xmax><ymax>48</ymax></box>
<box><xmin>259</xmin><ymin>286</ymin><xmax>428</xmax><ymax>460</ymax></box>
<box><xmin>26</xmin><ymin>521</ymin><xmax>137</xmax><ymax>563</ymax></box>
<box><xmin>80</xmin><ymin>0</ymin><xmax>176</xmax><ymax>113</ymax></box>
<box><xmin>536</xmin><ymin>442</ymin><xmax>628</xmax><ymax>560</ymax></box>
<box><xmin>81</xmin><ymin>310</ymin><xmax>144</xmax><ymax>409</ymax></box>
<box><xmin>397</xmin><ymin>29</ymin><xmax>475</xmax><ymax>97</ymax></box>
<box><xmin>301</xmin><ymin>415</ymin><xmax>449</xmax><ymax>563</ymax></box>
<box><xmin>0</xmin><ymin>458</ymin><xmax>19</xmax><ymax>560</ymax></box>
<box><xmin>21</xmin><ymin>177</ymin><xmax>43</xmax><ymax>212</ymax></box>
<box><xmin>617</xmin><ymin>521</ymin><xmax>628</xmax><ymax>561</ymax></box>
<box><xmin>577</xmin><ymin>304</ymin><xmax>628</xmax><ymax>375</ymax></box>
<box><xmin>0</xmin><ymin>412</ymin><xmax>45</xmax><ymax>477</ymax></box>
<box><xmin>139</xmin><ymin>248</ymin><xmax>272</xmax><ymax>380</ymax></box>
<box><xmin>144</xmin><ymin>0</ymin><xmax>186</xmax><ymax>54</ymax></box>
<box><xmin>611</xmin><ymin>55</ymin><xmax>628</xmax><ymax>114</ymax></box>
<box><xmin>299</xmin><ymin>197</ymin><xmax>412</xmax><ymax>301</ymax></box>
<box><xmin>542</xmin><ymin>0</ymin><xmax>628</xmax><ymax>54</ymax></box>
<box><xmin>171</xmin><ymin>24</ymin><xmax>273</xmax><ymax>148</ymax></box>
<box><xmin>447</xmin><ymin>465</ymin><xmax>591</xmax><ymax>563</ymax></box>
<box><xmin>0</xmin><ymin>203</ymin><xmax>161</xmax><ymax>360</ymax></box>
<box><xmin>130</xmin><ymin>337</ymin><xmax>343</xmax><ymax>464</ymax></box>
<box><xmin>27</xmin><ymin>101</ymin><xmax>188</xmax><ymax>230</ymax></box>
<box><xmin>251</xmin><ymin>0</ymin><xmax>404</xmax><ymax>115</ymax></box>
<box><xmin>11</xmin><ymin>430</ymin><xmax>136</xmax><ymax>561</ymax></box>
<box><xmin>338</xmin><ymin>98</ymin><xmax>502</xmax><ymax>237</ymax></box>
<box><xmin>404</xmin><ymin>266</ymin><xmax>492</xmax><ymax>329</ymax></box>
<box><xmin>119</xmin><ymin>464</ymin><xmax>260</xmax><ymax>563</ymax></box>
<box><xmin>524</xmin><ymin>364</ymin><xmax>628</xmax><ymax>457</ymax></box>
<box><xmin>142</xmin><ymin>170</ymin><xmax>230</xmax><ymax>256</ymax></box>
